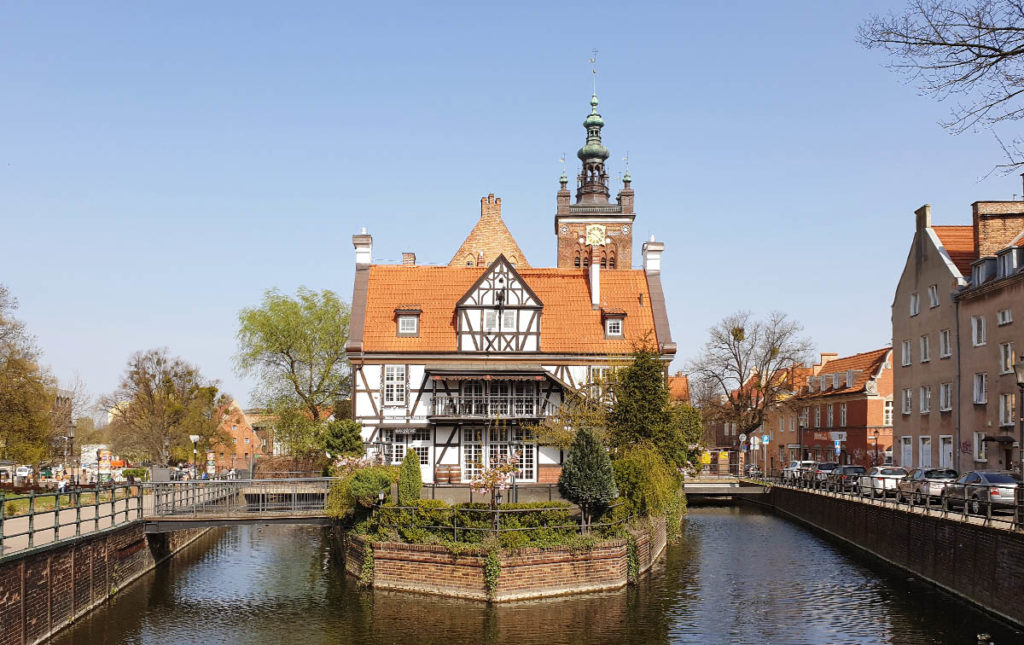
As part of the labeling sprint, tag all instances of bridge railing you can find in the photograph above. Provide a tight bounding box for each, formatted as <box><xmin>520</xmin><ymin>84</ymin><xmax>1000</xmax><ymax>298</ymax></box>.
<box><xmin>0</xmin><ymin>484</ymin><xmax>143</xmax><ymax>556</ymax></box>
<box><xmin>751</xmin><ymin>474</ymin><xmax>1024</xmax><ymax>531</ymax></box>
<box><xmin>145</xmin><ymin>478</ymin><xmax>333</xmax><ymax>518</ymax></box>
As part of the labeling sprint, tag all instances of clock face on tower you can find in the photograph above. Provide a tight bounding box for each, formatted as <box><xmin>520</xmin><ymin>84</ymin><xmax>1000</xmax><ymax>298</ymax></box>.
<box><xmin>622</xmin><ymin>225</ymin><xmax>630</xmax><ymax>234</ymax></box>
<box><xmin>585</xmin><ymin>224</ymin><xmax>606</xmax><ymax>246</ymax></box>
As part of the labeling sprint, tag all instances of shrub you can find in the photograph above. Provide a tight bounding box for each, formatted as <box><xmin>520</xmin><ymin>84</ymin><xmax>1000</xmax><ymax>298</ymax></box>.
<box><xmin>327</xmin><ymin>465</ymin><xmax>397</xmax><ymax>519</ymax></box>
<box><xmin>558</xmin><ymin>426</ymin><xmax>617</xmax><ymax>530</ymax></box>
<box><xmin>398</xmin><ymin>448</ymin><xmax>422</xmax><ymax>505</ymax></box>
<box><xmin>613</xmin><ymin>444</ymin><xmax>680</xmax><ymax>517</ymax></box>
<box><xmin>122</xmin><ymin>468</ymin><xmax>149</xmax><ymax>482</ymax></box>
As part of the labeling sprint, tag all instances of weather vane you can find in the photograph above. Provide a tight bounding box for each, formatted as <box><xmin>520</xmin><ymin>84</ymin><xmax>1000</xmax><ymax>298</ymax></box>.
<box><xmin>590</xmin><ymin>48</ymin><xmax>598</xmax><ymax>94</ymax></box>
<box><xmin>560</xmin><ymin>153</ymin><xmax>566</xmax><ymax>174</ymax></box>
<box><xmin>623</xmin><ymin>151</ymin><xmax>630</xmax><ymax>173</ymax></box>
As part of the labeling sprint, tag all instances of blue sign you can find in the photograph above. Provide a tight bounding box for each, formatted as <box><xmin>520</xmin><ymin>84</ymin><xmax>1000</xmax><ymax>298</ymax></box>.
<box><xmin>834</xmin><ymin>440</ymin><xmax>841</xmax><ymax>454</ymax></box>
<box><xmin>763</xmin><ymin>435</ymin><xmax>770</xmax><ymax>445</ymax></box>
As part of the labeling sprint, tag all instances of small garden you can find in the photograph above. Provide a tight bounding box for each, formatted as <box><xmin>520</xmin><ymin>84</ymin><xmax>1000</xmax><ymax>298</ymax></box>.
<box><xmin>327</xmin><ymin>348</ymin><xmax>704</xmax><ymax>561</ymax></box>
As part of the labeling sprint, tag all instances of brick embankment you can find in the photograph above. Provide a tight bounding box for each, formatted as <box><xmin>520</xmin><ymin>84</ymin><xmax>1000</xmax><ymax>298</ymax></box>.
<box><xmin>341</xmin><ymin>516</ymin><xmax>669</xmax><ymax>602</ymax></box>
<box><xmin>0</xmin><ymin>523</ymin><xmax>209</xmax><ymax>645</ymax></box>
<box><xmin>745</xmin><ymin>486</ymin><xmax>1024</xmax><ymax>627</ymax></box>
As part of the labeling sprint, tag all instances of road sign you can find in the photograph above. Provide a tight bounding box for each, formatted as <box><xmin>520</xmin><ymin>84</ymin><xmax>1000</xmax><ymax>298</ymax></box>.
<box><xmin>739</xmin><ymin>433</ymin><xmax>747</xmax><ymax>443</ymax></box>
<box><xmin>763</xmin><ymin>435</ymin><xmax>770</xmax><ymax>445</ymax></box>
<box><xmin>834</xmin><ymin>440</ymin><xmax>841</xmax><ymax>454</ymax></box>
<box><xmin>751</xmin><ymin>436</ymin><xmax>760</xmax><ymax>449</ymax></box>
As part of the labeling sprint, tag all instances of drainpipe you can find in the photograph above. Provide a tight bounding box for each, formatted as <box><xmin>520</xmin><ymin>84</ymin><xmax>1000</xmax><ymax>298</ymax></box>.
<box><xmin>953</xmin><ymin>293</ymin><xmax>962</xmax><ymax>585</ymax></box>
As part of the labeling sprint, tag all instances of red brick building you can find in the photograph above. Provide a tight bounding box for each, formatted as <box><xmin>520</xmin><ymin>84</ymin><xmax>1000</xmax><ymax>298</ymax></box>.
<box><xmin>210</xmin><ymin>400</ymin><xmax>266</xmax><ymax>474</ymax></box>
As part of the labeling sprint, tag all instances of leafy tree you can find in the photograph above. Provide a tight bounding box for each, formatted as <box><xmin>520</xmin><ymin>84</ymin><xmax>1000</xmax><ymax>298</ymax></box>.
<box><xmin>860</xmin><ymin>0</ymin><xmax>1024</xmax><ymax>171</ymax></box>
<box><xmin>612</xmin><ymin>445</ymin><xmax>678</xmax><ymax>517</ymax></box>
<box><xmin>688</xmin><ymin>311</ymin><xmax>811</xmax><ymax>441</ymax></box>
<box><xmin>0</xmin><ymin>284</ymin><xmax>57</xmax><ymax>463</ymax></box>
<box><xmin>235</xmin><ymin>288</ymin><xmax>350</xmax><ymax>447</ymax></box>
<box><xmin>558</xmin><ymin>426</ymin><xmax>618</xmax><ymax>531</ymax></box>
<box><xmin>668</xmin><ymin>402</ymin><xmax>705</xmax><ymax>475</ymax></box>
<box><xmin>102</xmin><ymin>348</ymin><xmax>228</xmax><ymax>464</ymax></box>
<box><xmin>398</xmin><ymin>448</ymin><xmax>422</xmax><ymax>504</ymax></box>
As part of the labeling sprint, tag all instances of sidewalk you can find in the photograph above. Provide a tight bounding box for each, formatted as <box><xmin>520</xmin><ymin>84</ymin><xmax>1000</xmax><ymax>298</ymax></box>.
<box><xmin>1</xmin><ymin>494</ymin><xmax>154</xmax><ymax>557</ymax></box>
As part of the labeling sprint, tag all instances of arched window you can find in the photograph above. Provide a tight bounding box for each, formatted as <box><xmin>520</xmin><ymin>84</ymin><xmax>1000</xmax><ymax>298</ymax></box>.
<box><xmin>600</xmin><ymin>253</ymin><xmax>607</xmax><ymax>268</ymax></box>
<box><xmin>465</xmin><ymin>254</ymin><xmax>474</xmax><ymax>267</ymax></box>
<box><xmin>609</xmin><ymin>254</ymin><xmax>616</xmax><ymax>269</ymax></box>
<box><xmin>583</xmin><ymin>256</ymin><xmax>590</xmax><ymax>268</ymax></box>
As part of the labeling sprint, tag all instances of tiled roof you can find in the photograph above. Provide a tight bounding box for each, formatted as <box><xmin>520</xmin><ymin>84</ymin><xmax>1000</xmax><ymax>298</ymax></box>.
<box><xmin>933</xmin><ymin>225</ymin><xmax>976</xmax><ymax>275</ymax></box>
<box><xmin>361</xmin><ymin>265</ymin><xmax>656</xmax><ymax>353</ymax></box>
<box><xmin>668</xmin><ymin>375</ymin><xmax>689</xmax><ymax>403</ymax></box>
<box><xmin>798</xmin><ymin>347</ymin><xmax>891</xmax><ymax>399</ymax></box>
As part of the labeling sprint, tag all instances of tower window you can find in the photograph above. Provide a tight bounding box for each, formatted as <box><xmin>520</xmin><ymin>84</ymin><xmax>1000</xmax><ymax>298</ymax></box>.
<box><xmin>574</xmin><ymin>256</ymin><xmax>580</xmax><ymax>267</ymax></box>
<box><xmin>609</xmin><ymin>256</ymin><xmax>616</xmax><ymax>269</ymax></box>
<box><xmin>600</xmin><ymin>257</ymin><xmax>607</xmax><ymax>268</ymax></box>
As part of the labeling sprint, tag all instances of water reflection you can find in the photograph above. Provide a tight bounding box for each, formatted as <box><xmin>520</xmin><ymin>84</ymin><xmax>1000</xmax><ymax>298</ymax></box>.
<box><xmin>52</xmin><ymin>506</ymin><xmax>1022</xmax><ymax>645</ymax></box>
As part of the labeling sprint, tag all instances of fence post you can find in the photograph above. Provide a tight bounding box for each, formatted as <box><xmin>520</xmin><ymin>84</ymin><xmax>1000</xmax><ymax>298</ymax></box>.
<box><xmin>93</xmin><ymin>487</ymin><xmax>100</xmax><ymax>531</ymax></box>
<box><xmin>28</xmin><ymin>490</ymin><xmax>35</xmax><ymax>548</ymax></box>
<box><xmin>0</xmin><ymin>491</ymin><xmax>5</xmax><ymax>553</ymax></box>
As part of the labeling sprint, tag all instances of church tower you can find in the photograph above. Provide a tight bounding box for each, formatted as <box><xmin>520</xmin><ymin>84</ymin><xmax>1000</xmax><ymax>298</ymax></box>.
<box><xmin>555</xmin><ymin>92</ymin><xmax>635</xmax><ymax>270</ymax></box>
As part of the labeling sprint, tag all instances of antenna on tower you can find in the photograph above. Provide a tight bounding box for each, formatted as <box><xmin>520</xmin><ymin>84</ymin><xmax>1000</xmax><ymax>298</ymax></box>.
<box><xmin>560</xmin><ymin>153</ymin><xmax>566</xmax><ymax>174</ymax></box>
<box><xmin>590</xmin><ymin>49</ymin><xmax>598</xmax><ymax>94</ymax></box>
<box><xmin>623</xmin><ymin>152</ymin><xmax>630</xmax><ymax>173</ymax></box>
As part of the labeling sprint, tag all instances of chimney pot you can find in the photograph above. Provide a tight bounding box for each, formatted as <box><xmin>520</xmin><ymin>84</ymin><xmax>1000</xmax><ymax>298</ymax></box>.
<box><xmin>353</xmin><ymin>231</ymin><xmax>373</xmax><ymax>267</ymax></box>
<box><xmin>402</xmin><ymin>252</ymin><xmax>416</xmax><ymax>266</ymax></box>
<box><xmin>642</xmin><ymin>238</ymin><xmax>665</xmax><ymax>274</ymax></box>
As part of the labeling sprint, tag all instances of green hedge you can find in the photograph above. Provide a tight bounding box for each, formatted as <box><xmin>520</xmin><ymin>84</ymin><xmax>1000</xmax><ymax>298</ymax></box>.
<box><xmin>122</xmin><ymin>468</ymin><xmax>149</xmax><ymax>482</ymax></box>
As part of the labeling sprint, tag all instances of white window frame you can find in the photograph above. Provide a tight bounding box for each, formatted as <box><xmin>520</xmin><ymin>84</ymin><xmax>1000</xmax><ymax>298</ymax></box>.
<box><xmin>884</xmin><ymin>400</ymin><xmax>893</xmax><ymax>426</ymax></box>
<box><xmin>900</xmin><ymin>436</ymin><xmax>913</xmax><ymax>468</ymax></box>
<box><xmin>973</xmin><ymin>373</ymin><xmax>987</xmax><ymax>404</ymax></box>
<box><xmin>997</xmin><ymin>309</ymin><xmax>1013</xmax><ymax>326</ymax></box>
<box><xmin>928</xmin><ymin>284</ymin><xmax>939</xmax><ymax>308</ymax></box>
<box><xmin>826</xmin><ymin>404</ymin><xmax>834</xmax><ymax>427</ymax></box>
<box><xmin>999</xmin><ymin>251</ymin><xmax>1017</xmax><ymax>277</ymax></box>
<box><xmin>939</xmin><ymin>329</ymin><xmax>952</xmax><ymax>358</ymax></box>
<box><xmin>1000</xmin><ymin>342</ymin><xmax>1014</xmax><ymax>374</ymax></box>
<box><xmin>501</xmin><ymin>309</ymin><xmax>516</xmax><ymax>331</ymax></box>
<box><xmin>973</xmin><ymin>431</ymin><xmax>988</xmax><ymax>462</ymax></box>
<box><xmin>919</xmin><ymin>335</ymin><xmax>930</xmax><ymax>362</ymax></box>
<box><xmin>919</xmin><ymin>386</ymin><xmax>931</xmax><ymax>413</ymax></box>
<box><xmin>384</xmin><ymin>365</ymin><xmax>407</xmax><ymax>406</ymax></box>
<box><xmin>971</xmin><ymin>316</ymin><xmax>986</xmax><ymax>346</ymax></box>
<box><xmin>939</xmin><ymin>382</ymin><xmax>953</xmax><ymax>412</ymax></box>
<box><xmin>939</xmin><ymin>435</ymin><xmax>953</xmax><ymax>468</ymax></box>
<box><xmin>839</xmin><ymin>403</ymin><xmax>847</xmax><ymax>427</ymax></box>
<box><xmin>901</xmin><ymin>340</ymin><xmax>911</xmax><ymax>366</ymax></box>
<box><xmin>398</xmin><ymin>315</ymin><xmax>418</xmax><ymax>335</ymax></box>
<box><xmin>605</xmin><ymin>318</ymin><xmax>623</xmax><ymax>337</ymax></box>
<box><xmin>814</xmin><ymin>406</ymin><xmax>821</xmax><ymax>428</ymax></box>
<box><xmin>846</xmin><ymin>370</ymin><xmax>854</xmax><ymax>388</ymax></box>
<box><xmin>789</xmin><ymin>416</ymin><xmax>795</xmax><ymax>432</ymax></box>
<box><xmin>910</xmin><ymin>292</ymin><xmax>920</xmax><ymax>317</ymax></box>
<box><xmin>483</xmin><ymin>310</ymin><xmax>498</xmax><ymax>332</ymax></box>
<box><xmin>901</xmin><ymin>389</ymin><xmax>912</xmax><ymax>415</ymax></box>
<box><xmin>1000</xmin><ymin>392</ymin><xmax>1017</xmax><ymax>427</ymax></box>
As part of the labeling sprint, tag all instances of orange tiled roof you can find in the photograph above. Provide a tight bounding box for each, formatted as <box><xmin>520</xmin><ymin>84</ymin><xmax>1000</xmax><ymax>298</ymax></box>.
<box><xmin>668</xmin><ymin>375</ymin><xmax>689</xmax><ymax>403</ymax></box>
<box><xmin>362</xmin><ymin>265</ymin><xmax>656</xmax><ymax>353</ymax></box>
<box><xmin>799</xmin><ymin>347</ymin><xmax>891</xmax><ymax>399</ymax></box>
<box><xmin>933</xmin><ymin>225</ymin><xmax>976</xmax><ymax>275</ymax></box>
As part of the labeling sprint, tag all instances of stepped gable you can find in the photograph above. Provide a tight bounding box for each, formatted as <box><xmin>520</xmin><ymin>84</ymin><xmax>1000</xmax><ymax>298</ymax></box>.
<box><xmin>449</xmin><ymin>194</ymin><xmax>530</xmax><ymax>268</ymax></box>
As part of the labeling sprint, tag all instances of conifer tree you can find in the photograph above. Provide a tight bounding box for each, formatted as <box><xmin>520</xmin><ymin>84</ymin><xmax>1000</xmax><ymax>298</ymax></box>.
<box><xmin>398</xmin><ymin>448</ymin><xmax>422</xmax><ymax>505</ymax></box>
<box><xmin>559</xmin><ymin>426</ymin><xmax>618</xmax><ymax>531</ymax></box>
<box><xmin>608</xmin><ymin>349</ymin><xmax>688</xmax><ymax>468</ymax></box>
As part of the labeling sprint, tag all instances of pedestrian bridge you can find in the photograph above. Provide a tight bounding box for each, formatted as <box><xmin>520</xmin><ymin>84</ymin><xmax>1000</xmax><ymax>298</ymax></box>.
<box><xmin>143</xmin><ymin>478</ymin><xmax>334</xmax><ymax>533</ymax></box>
<box><xmin>683</xmin><ymin>477</ymin><xmax>768</xmax><ymax>500</ymax></box>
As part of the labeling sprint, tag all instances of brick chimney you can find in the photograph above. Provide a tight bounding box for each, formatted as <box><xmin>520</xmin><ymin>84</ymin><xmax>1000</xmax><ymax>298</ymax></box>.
<box><xmin>402</xmin><ymin>252</ymin><xmax>416</xmax><ymax>266</ymax></box>
<box><xmin>476</xmin><ymin>251</ymin><xmax>485</xmax><ymax>267</ymax></box>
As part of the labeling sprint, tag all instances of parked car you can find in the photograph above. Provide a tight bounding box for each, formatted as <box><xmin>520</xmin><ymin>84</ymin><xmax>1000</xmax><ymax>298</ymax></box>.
<box><xmin>743</xmin><ymin>464</ymin><xmax>763</xmax><ymax>478</ymax></box>
<box><xmin>782</xmin><ymin>461</ymin><xmax>816</xmax><ymax>483</ymax></box>
<box><xmin>14</xmin><ymin>465</ymin><xmax>33</xmax><ymax>478</ymax></box>
<box><xmin>858</xmin><ymin>466</ymin><xmax>909</xmax><ymax>497</ymax></box>
<box><xmin>896</xmin><ymin>468</ymin><xmax>958</xmax><ymax>505</ymax></box>
<box><xmin>942</xmin><ymin>470</ymin><xmax>1022</xmax><ymax>514</ymax></box>
<box><xmin>826</xmin><ymin>465</ymin><xmax>866</xmax><ymax>492</ymax></box>
<box><xmin>802</xmin><ymin>462</ymin><xmax>839</xmax><ymax>486</ymax></box>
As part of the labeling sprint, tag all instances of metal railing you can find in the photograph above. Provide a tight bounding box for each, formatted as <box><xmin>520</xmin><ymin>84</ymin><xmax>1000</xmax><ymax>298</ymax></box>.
<box><xmin>0</xmin><ymin>484</ymin><xmax>143</xmax><ymax>556</ymax></box>
<box><xmin>147</xmin><ymin>478</ymin><xmax>332</xmax><ymax>518</ymax></box>
<box><xmin>749</xmin><ymin>474</ymin><xmax>1024</xmax><ymax>531</ymax></box>
<box><xmin>431</xmin><ymin>395</ymin><xmax>554</xmax><ymax>418</ymax></box>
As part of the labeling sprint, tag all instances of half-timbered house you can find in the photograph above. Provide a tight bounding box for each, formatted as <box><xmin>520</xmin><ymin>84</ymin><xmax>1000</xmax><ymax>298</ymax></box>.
<box><xmin>345</xmin><ymin>91</ymin><xmax>676</xmax><ymax>484</ymax></box>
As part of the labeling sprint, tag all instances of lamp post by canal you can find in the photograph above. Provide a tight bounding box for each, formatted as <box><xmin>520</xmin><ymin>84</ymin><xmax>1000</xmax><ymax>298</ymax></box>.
<box><xmin>872</xmin><ymin>430</ymin><xmax>880</xmax><ymax>467</ymax></box>
<box><xmin>1012</xmin><ymin>354</ymin><xmax>1024</xmax><ymax>527</ymax></box>
<box><xmin>189</xmin><ymin>434</ymin><xmax>200</xmax><ymax>478</ymax></box>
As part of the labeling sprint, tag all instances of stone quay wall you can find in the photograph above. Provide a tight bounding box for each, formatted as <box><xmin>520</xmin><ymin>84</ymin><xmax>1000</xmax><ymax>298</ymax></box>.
<box><xmin>343</xmin><ymin>515</ymin><xmax>668</xmax><ymax>602</ymax></box>
<box><xmin>0</xmin><ymin>523</ymin><xmax>208</xmax><ymax>645</ymax></box>
<box><xmin>745</xmin><ymin>486</ymin><xmax>1024</xmax><ymax>627</ymax></box>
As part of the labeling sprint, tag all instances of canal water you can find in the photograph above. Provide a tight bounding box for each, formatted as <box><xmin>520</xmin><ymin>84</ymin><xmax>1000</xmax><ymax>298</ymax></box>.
<box><xmin>52</xmin><ymin>505</ymin><xmax>1022</xmax><ymax>644</ymax></box>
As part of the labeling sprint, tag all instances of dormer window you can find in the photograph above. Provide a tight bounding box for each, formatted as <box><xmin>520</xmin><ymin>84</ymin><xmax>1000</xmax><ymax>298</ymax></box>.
<box><xmin>606</xmin><ymin>318</ymin><xmax>623</xmax><ymax>337</ymax></box>
<box><xmin>998</xmin><ymin>249</ymin><xmax>1017</xmax><ymax>277</ymax></box>
<box><xmin>395</xmin><ymin>307</ymin><xmax>421</xmax><ymax>337</ymax></box>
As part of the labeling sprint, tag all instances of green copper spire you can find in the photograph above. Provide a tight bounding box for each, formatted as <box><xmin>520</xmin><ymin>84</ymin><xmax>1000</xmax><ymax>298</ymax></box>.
<box><xmin>576</xmin><ymin>91</ymin><xmax>610</xmax><ymax>203</ymax></box>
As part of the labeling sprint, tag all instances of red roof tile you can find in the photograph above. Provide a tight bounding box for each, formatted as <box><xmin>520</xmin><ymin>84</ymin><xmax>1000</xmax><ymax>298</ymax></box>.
<box><xmin>362</xmin><ymin>265</ymin><xmax>657</xmax><ymax>354</ymax></box>
<box><xmin>933</xmin><ymin>225</ymin><xmax>976</xmax><ymax>275</ymax></box>
<box><xmin>799</xmin><ymin>348</ymin><xmax>891</xmax><ymax>399</ymax></box>
<box><xmin>668</xmin><ymin>375</ymin><xmax>689</xmax><ymax>403</ymax></box>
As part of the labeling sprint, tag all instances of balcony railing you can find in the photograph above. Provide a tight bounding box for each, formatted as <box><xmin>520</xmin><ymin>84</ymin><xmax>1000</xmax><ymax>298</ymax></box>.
<box><xmin>431</xmin><ymin>395</ymin><xmax>554</xmax><ymax>418</ymax></box>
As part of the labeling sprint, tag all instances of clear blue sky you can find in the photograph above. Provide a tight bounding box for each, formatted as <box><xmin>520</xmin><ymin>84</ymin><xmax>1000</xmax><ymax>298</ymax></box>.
<box><xmin>2</xmin><ymin>1</ymin><xmax>1020</xmax><ymax>409</ymax></box>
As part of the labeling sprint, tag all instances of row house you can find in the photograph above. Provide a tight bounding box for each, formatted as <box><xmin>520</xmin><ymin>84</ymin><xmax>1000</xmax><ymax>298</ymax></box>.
<box><xmin>346</xmin><ymin>91</ymin><xmax>676</xmax><ymax>484</ymax></box>
<box><xmin>893</xmin><ymin>201</ymin><xmax>1024</xmax><ymax>472</ymax></box>
<box><xmin>754</xmin><ymin>350</ymin><xmax>893</xmax><ymax>473</ymax></box>
<box><xmin>210</xmin><ymin>400</ymin><xmax>268</xmax><ymax>473</ymax></box>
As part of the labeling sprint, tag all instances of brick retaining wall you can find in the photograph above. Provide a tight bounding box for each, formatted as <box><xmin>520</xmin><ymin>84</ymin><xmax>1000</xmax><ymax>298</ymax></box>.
<box><xmin>752</xmin><ymin>487</ymin><xmax>1024</xmax><ymax>627</ymax></box>
<box><xmin>0</xmin><ymin>523</ymin><xmax>208</xmax><ymax>645</ymax></box>
<box><xmin>342</xmin><ymin>516</ymin><xmax>669</xmax><ymax>602</ymax></box>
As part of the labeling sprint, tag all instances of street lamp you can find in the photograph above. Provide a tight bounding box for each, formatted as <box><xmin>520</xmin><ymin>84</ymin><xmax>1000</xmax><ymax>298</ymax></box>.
<box><xmin>872</xmin><ymin>429</ymin><xmax>880</xmax><ymax>467</ymax></box>
<box><xmin>189</xmin><ymin>434</ymin><xmax>201</xmax><ymax>478</ymax></box>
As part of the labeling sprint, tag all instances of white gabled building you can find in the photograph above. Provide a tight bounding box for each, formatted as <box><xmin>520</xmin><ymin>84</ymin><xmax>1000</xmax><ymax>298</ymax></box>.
<box><xmin>345</xmin><ymin>91</ymin><xmax>676</xmax><ymax>484</ymax></box>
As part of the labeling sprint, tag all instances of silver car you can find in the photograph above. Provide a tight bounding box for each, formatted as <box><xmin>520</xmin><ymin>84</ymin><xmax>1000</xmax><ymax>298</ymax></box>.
<box><xmin>859</xmin><ymin>466</ymin><xmax>908</xmax><ymax>498</ymax></box>
<box><xmin>782</xmin><ymin>460</ymin><xmax>815</xmax><ymax>484</ymax></box>
<box><xmin>943</xmin><ymin>471</ymin><xmax>1022</xmax><ymax>514</ymax></box>
<box><xmin>896</xmin><ymin>468</ymin><xmax>957</xmax><ymax>505</ymax></box>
